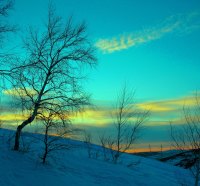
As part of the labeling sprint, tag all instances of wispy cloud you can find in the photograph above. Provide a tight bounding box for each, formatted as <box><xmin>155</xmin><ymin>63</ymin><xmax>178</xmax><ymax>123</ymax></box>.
<box><xmin>1</xmin><ymin>91</ymin><xmax>199</xmax><ymax>128</ymax></box>
<box><xmin>95</xmin><ymin>12</ymin><xmax>200</xmax><ymax>53</ymax></box>
<box><xmin>136</xmin><ymin>95</ymin><xmax>197</xmax><ymax>113</ymax></box>
<box><xmin>0</xmin><ymin>113</ymin><xmax>27</xmax><ymax>122</ymax></box>
<box><xmin>62</xmin><ymin>93</ymin><xmax>200</xmax><ymax>127</ymax></box>
<box><xmin>1</xmin><ymin>91</ymin><xmax>199</xmax><ymax>152</ymax></box>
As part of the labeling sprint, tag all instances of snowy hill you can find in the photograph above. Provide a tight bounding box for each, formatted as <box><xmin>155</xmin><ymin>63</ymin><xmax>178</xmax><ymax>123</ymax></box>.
<box><xmin>139</xmin><ymin>149</ymin><xmax>200</xmax><ymax>169</ymax></box>
<box><xmin>0</xmin><ymin>129</ymin><xmax>194</xmax><ymax>186</ymax></box>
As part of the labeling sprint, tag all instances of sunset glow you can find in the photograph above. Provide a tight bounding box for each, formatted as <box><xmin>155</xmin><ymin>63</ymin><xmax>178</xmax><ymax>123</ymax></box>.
<box><xmin>1</xmin><ymin>0</ymin><xmax>200</xmax><ymax>152</ymax></box>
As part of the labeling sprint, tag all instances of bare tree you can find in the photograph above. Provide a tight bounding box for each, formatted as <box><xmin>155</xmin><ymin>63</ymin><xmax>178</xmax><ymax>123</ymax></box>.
<box><xmin>107</xmin><ymin>85</ymin><xmax>149</xmax><ymax>163</ymax></box>
<box><xmin>83</xmin><ymin>131</ymin><xmax>93</xmax><ymax>158</ymax></box>
<box><xmin>38</xmin><ymin>108</ymin><xmax>72</xmax><ymax>164</ymax></box>
<box><xmin>148</xmin><ymin>144</ymin><xmax>152</xmax><ymax>153</ymax></box>
<box><xmin>170</xmin><ymin>93</ymin><xmax>200</xmax><ymax>186</ymax></box>
<box><xmin>99</xmin><ymin>134</ymin><xmax>110</xmax><ymax>161</ymax></box>
<box><xmin>99</xmin><ymin>134</ymin><xmax>116</xmax><ymax>161</ymax></box>
<box><xmin>0</xmin><ymin>0</ymin><xmax>15</xmax><ymax>42</ymax></box>
<box><xmin>0</xmin><ymin>0</ymin><xmax>17</xmax><ymax>78</ymax></box>
<box><xmin>12</xmin><ymin>5</ymin><xmax>97</xmax><ymax>151</ymax></box>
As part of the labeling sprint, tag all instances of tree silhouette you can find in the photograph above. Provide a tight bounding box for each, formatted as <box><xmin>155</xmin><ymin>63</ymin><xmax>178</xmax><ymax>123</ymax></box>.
<box><xmin>13</xmin><ymin>5</ymin><xmax>97</xmax><ymax>151</ymax></box>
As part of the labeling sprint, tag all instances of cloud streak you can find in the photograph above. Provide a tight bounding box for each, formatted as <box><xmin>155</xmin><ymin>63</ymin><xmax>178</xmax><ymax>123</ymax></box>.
<box><xmin>3</xmin><ymin>88</ymin><xmax>37</xmax><ymax>97</ymax></box>
<box><xmin>95</xmin><ymin>12</ymin><xmax>200</xmax><ymax>53</ymax></box>
<box><xmin>1</xmin><ymin>92</ymin><xmax>199</xmax><ymax>128</ymax></box>
<box><xmin>1</xmin><ymin>92</ymin><xmax>199</xmax><ymax>152</ymax></box>
<box><xmin>136</xmin><ymin>95</ymin><xmax>197</xmax><ymax>113</ymax></box>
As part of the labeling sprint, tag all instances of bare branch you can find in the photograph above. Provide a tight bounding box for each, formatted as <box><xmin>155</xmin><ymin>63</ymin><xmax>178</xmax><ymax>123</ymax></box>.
<box><xmin>12</xmin><ymin>4</ymin><xmax>97</xmax><ymax>151</ymax></box>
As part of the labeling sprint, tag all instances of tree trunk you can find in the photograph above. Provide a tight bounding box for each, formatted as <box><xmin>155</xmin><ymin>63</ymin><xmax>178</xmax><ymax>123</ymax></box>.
<box><xmin>14</xmin><ymin>125</ymin><xmax>22</xmax><ymax>150</ymax></box>
<box><xmin>114</xmin><ymin>152</ymin><xmax>119</xmax><ymax>164</ymax></box>
<box><xmin>13</xmin><ymin>115</ymin><xmax>36</xmax><ymax>151</ymax></box>
<box><xmin>42</xmin><ymin>127</ymin><xmax>48</xmax><ymax>164</ymax></box>
<box><xmin>194</xmin><ymin>160</ymin><xmax>200</xmax><ymax>186</ymax></box>
<box><xmin>42</xmin><ymin>149</ymin><xmax>48</xmax><ymax>164</ymax></box>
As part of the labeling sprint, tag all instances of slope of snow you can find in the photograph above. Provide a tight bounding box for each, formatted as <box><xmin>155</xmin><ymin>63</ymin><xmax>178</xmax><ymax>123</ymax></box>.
<box><xmin>0</xmin><ymin>129</ymin><xmax>194</xmax><ymax>186</ymax></box>
<box><xmin>144</xmin><ymin>149</ymin><xmax>199</xmax><ymax>170</ymax></box>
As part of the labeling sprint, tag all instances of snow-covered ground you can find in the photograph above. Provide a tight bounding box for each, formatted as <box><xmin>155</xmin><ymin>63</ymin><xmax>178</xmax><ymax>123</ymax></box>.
<box><xmin>0</xmin><ymin>129</ymin><xmax>194</xmax><ymax>186</ymax></box>
<box><xmin>143</xmin><ymin>149</ymin><xmax>199</xmax><ymax>170</ymax></box>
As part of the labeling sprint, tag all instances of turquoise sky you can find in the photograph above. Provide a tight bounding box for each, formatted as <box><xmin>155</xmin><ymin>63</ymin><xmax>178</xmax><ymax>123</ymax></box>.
<box><xmin>8</xmin><ymin>0</ymin><xmax>200</xmax><ymax>102</ymax></box>
<box><xmin>2</xmin><ymin>0</ymin><xmax>200</xmax><ymax>151</ymax></box>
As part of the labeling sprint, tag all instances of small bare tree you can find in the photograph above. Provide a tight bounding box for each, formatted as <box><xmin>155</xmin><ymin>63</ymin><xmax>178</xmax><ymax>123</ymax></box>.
<box><xmin>99</xmin><ymin>134</ymin><xmax>110</xmax><ymax>161</ymax></box>
<box><xmin>109</xmin><ymin>85</ymin><xmax>149</xmax><ymax>163</ymax></box>
<box><xmin>38</xmin><ymin>108</ymin><xmax>71</xmax><ymax>164</ymax></box>
<box><xmin>170</xmin><ymin>93</ymin><xmax>200</xmax><ymax>186</ymax></box>
<box><xmin>83</xmin><ymin>131</ymin><xmax>93</xmax><ymax>158</ymax></box>
<box><xmin>11</xmin><ymin>5</ymin><xmax>96</xmax><ymax>151</ymax></box>
<box><xmin>0</xmin><ymin>105</ymin><xmax>2</xmax><ymax>128</ymax></box>
<box><xmin>99</xmin><ymin>133</ymin><xmax>119</xmax><ymax>162</ymax></box>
